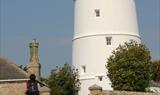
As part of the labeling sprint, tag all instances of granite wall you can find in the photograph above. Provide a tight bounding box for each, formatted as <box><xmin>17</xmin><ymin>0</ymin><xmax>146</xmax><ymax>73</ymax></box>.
<box><xmin>88</xmin><ymin>84</ymin><xmax>160</xmax><ymax>95</ymax></box>
<box><xmin>0</xmin><ymin>81</ymin><xmax>50</xmax><ymax>95</ymax></box>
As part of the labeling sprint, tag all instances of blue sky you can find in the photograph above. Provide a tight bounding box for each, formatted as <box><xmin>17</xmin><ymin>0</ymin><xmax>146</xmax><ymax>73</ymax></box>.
<box><xmin>0</xmin><ymin>0</ymin><xmax>159</xmax><ymax>77</ymax></box>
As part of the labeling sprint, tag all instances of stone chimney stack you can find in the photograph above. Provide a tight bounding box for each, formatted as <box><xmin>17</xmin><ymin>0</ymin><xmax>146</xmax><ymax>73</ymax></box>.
<box><xmin>27</xmin><ymin>39</ymin><xmax>41</xmax><ymax>80</ymax></box>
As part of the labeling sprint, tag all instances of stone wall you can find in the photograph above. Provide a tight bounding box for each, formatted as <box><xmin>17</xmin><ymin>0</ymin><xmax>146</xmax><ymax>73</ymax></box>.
<box><xmin>0</xmin><ymin>80</ymin><xmax>50</xmax><ymax>95</ymax></box>
<box><xmin>89</xmin><ymin>84</ymin><xmax>160</xmax><ymax>95</ymax></box>
<box><xmin>0</xmin><ymin>81</ymin><xmax>26</xmax><ymax>95</ymax></box>
<box><xmin>98</xmin><ymin>90</ymin><xmax>159</xmax><ymax>95</ymax></box>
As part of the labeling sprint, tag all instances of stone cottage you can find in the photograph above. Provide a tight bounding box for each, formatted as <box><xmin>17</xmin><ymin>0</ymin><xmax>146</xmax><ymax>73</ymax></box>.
<box><xmin>0</xmin><ymin>39</ymin><xmax>50</xmax><ymax>95</ymax></box>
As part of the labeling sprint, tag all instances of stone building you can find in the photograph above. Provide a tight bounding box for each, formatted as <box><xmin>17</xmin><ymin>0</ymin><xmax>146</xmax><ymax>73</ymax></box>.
<box><xmin>0</xmin><ymin>39</ymin><xmax>50</xmax><ymax>95</ymax></box>
<box><xmin>27</xmin><ymin>39</ymin><xmax>41</xmax><ymax>81</ymax></box>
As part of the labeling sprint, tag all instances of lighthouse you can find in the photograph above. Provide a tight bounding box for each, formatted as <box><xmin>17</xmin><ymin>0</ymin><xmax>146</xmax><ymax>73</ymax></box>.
<box><xmin>72</xmin><ymin>0</ymin><xmax>141</xmax><ymax>95</ymax></box>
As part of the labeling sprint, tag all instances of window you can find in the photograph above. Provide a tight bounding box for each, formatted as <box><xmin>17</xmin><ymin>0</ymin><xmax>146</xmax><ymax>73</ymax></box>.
<box><xmin>82</xmin><ymin>65</ymin><xmax>86</xmax><ymax>73</ymax></box>
<box><xmin>95</xmin><ymin>9</ymin><xmax>100</xmax><ymax>17</ymax></box>
<box><xmin>98</xmin><ymin>76</ymin><xmax>103</xmax><ymax>81</ymax></box>
<box><xmin>106</xmin><ymin>37</ymin><xmax>112</xmax><ymax>45</ymax></box>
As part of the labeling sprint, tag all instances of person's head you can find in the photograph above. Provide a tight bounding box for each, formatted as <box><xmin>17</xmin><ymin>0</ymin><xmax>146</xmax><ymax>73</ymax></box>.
<box><xmin>30</xmin><ymin>74</ymin><xmax>36</xmax><ymax>80</ymax></box>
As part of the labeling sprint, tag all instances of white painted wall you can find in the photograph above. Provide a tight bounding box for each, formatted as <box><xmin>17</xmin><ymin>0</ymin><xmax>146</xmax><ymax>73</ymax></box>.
<box><xmin>74</xmin><ymin>0</ymin><xmax>139</xmax><ymax>39</ymax></box>
<box><xmin>72</xmin><ymin>0</ymin><xmax>141</xmax><ymax>95</ymax></box>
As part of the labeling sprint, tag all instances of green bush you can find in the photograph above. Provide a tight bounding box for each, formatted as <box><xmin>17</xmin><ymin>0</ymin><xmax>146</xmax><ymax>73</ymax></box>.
<box><xmin>107</xmin><ymin>40</ymin><xmax>151</xmax><ymax>91</ymax></box>
<box><xmin>46</xmin><ymin>63</ymin><xmax>80</xmax><ymax>95</ymax></box>
<box><xmin>151</xmin><ymin>60</ymin><xmax>160</xmax><ymax>83</ymax></box>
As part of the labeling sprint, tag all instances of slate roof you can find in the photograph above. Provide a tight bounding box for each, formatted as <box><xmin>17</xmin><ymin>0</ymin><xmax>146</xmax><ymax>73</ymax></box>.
<box><xmin>0</xmin><ymin>55</ymin><xmax>29</xmax><ymax>80</ymax></box>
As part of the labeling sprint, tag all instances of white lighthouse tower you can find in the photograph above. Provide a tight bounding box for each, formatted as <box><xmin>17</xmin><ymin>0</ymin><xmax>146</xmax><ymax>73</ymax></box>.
<box><xmin>72</xmin><ymin>0</ymin><xmax>141</xmax><ymax>95</ymax></box>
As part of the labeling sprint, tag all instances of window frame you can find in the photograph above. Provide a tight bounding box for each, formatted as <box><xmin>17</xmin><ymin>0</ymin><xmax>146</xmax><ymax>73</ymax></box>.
<box><xmin>106</xmin><ymin>37</ymin><xmax>112</xmax><ymax>45</ymax></box>
<box><xmin>82</xmin><ymin>65</ymin><xmax>86</xmax><ymax>73</ymax></box>
<box><xmin>95</xmin><ymin>9</ymin><xmax>100</xmax><ymax>17</ymax></box>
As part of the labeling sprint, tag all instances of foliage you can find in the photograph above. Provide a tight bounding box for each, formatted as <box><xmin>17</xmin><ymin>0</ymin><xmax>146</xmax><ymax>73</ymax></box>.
<box><xmin>151</xmin><ymin>60</ymin><xmax>160</xmax><ymax>83</ymax></box>
<box><xmin>19</xmin><ymin>65</ymin><xmax>28</xmax><ymax>71</ymax></box>
<box><xmin>107</xmin><ymin>40</ymin><xmax>151</xmax><ymax>91</ymax></box>
<box><xmin>46</xmin><ymin>63</ymin><xmax>80</xmax><ymax>95</ymax></box>
<box><xmin>40</xmin><ymin>77</ymin><xmax>47</xmax><ymax>82</ymax></box>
